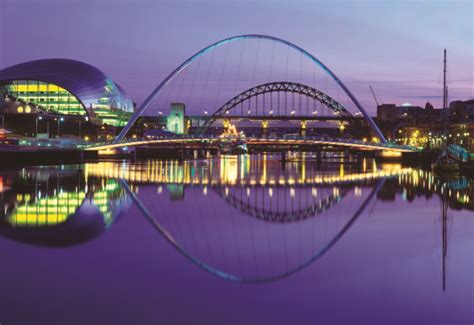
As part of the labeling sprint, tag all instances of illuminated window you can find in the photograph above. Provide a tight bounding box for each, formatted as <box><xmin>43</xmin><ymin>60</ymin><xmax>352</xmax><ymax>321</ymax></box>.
<box><xmin>5</xmin><ymin>80</ymin><xmax>85</xmax><ymax>116</ymax></box>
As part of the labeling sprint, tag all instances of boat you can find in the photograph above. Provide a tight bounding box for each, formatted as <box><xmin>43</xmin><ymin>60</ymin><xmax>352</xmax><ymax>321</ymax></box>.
<box><xmin>431</xmin><ymin>49</ymin><xmax>459</xmax><ymax>175</ymax></box>
<box><xmin>431</xmin><ymin>154</ymin><xmax>459</xmax><ymax>175</ymax></box>
<box><xmin>218</xmin><ymin>138</ymin><xmax>248</xmax><ymax>155</ymax></box>
<box><xmin>217</xmin><ymin>122</ymin><xmax>248</xmax><ymax>155</ymax></box>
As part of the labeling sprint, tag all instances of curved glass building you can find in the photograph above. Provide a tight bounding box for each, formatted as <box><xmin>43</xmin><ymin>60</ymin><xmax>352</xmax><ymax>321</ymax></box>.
<box><xmin>0</xmin><ymin>59</ymin><xmax>134</xmax><ymax>126</ymax></box>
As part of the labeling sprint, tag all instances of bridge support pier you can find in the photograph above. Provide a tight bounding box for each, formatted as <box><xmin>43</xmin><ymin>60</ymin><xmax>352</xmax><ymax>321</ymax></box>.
<box><xmin>300</xmin><ymin>121</ymin><xmax>307</xmax><ymax>137</ymax></box>
<box><xmin>280</xmin><ymin>151</ymin><xmax>287</xmax><ymax>165</ymax></box>
<box><xmin>131</xmin><ymin>149</ymin><xmax>137</xmax><ymax>162</ymax></box>
<box><xmin>344</xmin><ymin>150</ymin><xmax>350</xmax><ymax>160</ymax></box>
<box><xmin>316</xmin><ymin>151</ymin><xmax>322</xmax><ymax>164</ymax></box>
<box><xmin>356</xmin><ymin>152</ymin><xmax>364</xmax><ymax>172</ymax></box>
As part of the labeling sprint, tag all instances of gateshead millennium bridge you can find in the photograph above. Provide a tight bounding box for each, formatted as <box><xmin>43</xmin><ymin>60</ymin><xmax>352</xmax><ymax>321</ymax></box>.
<box><xmin>80</xmin><ymin>35</ymin><xmax>418</xmax><ymax>156</ymax></box>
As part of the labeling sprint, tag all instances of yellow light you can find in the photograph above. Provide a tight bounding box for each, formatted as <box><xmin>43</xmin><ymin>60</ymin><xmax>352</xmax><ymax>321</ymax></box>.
<box><xmin>98</xmin><ymin>149</ymin><xmax>116</xmax><ymax>155</ymax></box>
<box><xmin>17</xmin><ymin>106</ymin><xmax>24</xmax><ymax>113</ymax></box>
<box><xmin>25</xmin><ymin>105</ymin><xmax>31</xmax><ymax>113</ymax></box>
<box><xmin>380</xmin><ymin>150</ymin><xmax>402</xmax><ymax>158</ymax></box>
<box><xmin>354</xmin><ymin>187</ymin><xmax>362</xmax><ymax>197</ymax></box>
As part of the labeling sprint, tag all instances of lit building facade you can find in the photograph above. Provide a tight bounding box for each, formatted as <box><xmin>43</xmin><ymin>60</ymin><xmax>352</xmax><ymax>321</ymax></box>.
<box><xmin>4</xmin><ymin>80</ymin><xmax>84</xmax><ymax>115</ymax></box>
<box><xmin>166</xmin><ymin>103</ymin><xmax>189</xmax><ymax>134</ymax></box>
<box><xmin>0</xmin><ymin>59</ymin><xmax>134</xmax><ymax>126</ymax></box>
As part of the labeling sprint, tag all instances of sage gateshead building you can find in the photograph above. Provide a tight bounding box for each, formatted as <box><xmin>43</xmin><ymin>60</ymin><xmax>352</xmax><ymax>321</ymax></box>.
<box><xmin>0</xmin><ymin>58</ymin><xmax>134</xmax><ymax>126</ymax></box>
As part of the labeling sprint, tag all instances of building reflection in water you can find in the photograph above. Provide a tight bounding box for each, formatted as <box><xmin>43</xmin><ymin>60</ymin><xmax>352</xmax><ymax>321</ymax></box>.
<box><xmin>0</xmin><ymin>166</ymin><xmax>130</xmax><ymax>246</ymax></box>
<box><xmin>0</xmin><ymin>155</ymin><xmax>471</xmax><ymax>283</ymax></box>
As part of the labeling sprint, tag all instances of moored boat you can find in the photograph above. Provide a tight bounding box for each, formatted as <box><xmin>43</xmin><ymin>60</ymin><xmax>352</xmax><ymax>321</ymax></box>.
<box><xmin>431</xmin><ymin>154</ymin><xmax>459</xmax><ymax>175</ymax></box>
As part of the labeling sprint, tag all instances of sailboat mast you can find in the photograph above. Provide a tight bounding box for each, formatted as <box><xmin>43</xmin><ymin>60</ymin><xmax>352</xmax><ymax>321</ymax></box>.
<box><xmin>443</xmin><ymin>49</ymin><xmax>447</xmax><ymax>109</ymax></box>
<box><xmin>443</xmin><ymin>49</ymin><xmax>448</xmax><ymax>151</ymax></box>
<box><xmin>442</xmin><ymin>189</ymin><xmax>448</xmax><ymax>291</ymax></box>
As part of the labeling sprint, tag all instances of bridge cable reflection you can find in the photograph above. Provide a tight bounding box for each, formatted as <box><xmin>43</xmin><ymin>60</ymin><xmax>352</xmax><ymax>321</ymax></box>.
<box><xmin>213</xmin><ymin>185</ymin><xmax>349</xmax><ymax>222</ymax></box>
<box><xmin>120</xmin><ymin>178</ymin><xmax>385</xmax><ymax>283</ymax></box>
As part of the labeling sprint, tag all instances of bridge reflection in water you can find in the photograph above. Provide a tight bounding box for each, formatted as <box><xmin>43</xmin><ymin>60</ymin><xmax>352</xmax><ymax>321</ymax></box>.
<box><xmin>0</xmin><ymin>155</ymin><xmax>471</xmax><ymax>281</ymax></box>
<box><xmin>111</xmin><ymin>156</ymin><xmax>471</xmax><ymax>283</ymax></box>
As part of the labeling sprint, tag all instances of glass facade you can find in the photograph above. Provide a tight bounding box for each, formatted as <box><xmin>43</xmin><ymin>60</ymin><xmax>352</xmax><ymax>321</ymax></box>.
<box><xmin>5</xmin><ymin>80</ymin><xmax>85</xmax><ymax>115</ymax></box>
<box><xmin>88</xmin><ymin>79</ymin><xmax>134</xmax><ymax>127</ymax></box>
<box><xmin>3</xmin><ymin>79</ymin><xmax>134</xmax><ymax>126</ymax></box>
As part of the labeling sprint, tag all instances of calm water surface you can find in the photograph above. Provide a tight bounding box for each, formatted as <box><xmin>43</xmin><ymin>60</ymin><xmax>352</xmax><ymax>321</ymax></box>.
<box><xmin>0</xmin><ymin>155</ymin><xmax>472</xmax><ymax>325</ymax></box>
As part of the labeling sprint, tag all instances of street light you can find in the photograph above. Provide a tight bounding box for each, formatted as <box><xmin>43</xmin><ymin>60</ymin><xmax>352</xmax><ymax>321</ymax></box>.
<box><xmin>78</xmin><ymin>116</ymin><xmax>88</xmax><ymax>138</ymax></box>
<box><xmin>339</xmin><ymin>123</ymin><xmax>345</xmax><ymax>137</ymax></box>
<box><xmin>57</xmin><ymin>117</ymin><xmax>64</xmax><ymax>138</ymax></box>
<box><xmin>35</xmin><ymin>115</ymin><xmax>43</xmax><ymax>137</ymax></box>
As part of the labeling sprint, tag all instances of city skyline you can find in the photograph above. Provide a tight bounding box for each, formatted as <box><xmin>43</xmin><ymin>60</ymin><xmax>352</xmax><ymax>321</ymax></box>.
<box><xmin>1</xmin><ymin>0</ymin><xmax>472</xmax><ymax>113</ymax></box>
<box><xmin>0</xmin><ymin>2</ymin><xmax>473</xmax><ymax>324</ymax></box>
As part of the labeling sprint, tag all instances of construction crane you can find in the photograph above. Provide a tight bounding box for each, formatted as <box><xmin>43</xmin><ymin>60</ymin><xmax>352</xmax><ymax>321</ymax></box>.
<box><xmin>369</xmin><ymin>85</ymin><xmax>380</xmax><ymax>106</ymax></box>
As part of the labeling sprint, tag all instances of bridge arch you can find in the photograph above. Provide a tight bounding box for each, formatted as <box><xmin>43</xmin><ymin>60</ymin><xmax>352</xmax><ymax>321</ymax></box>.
<box><xmin>116</xmin><ymin>34</ymin><xmax>386</xmax><ymax>143</ymax></box>
<box><xmin>214</xmin><ymin>184</ymin><xmax>349</xmax><ymax>222</ymax></box>
<box><xmin>197</xmin><ymin>81</ymin><xmax>354</xmax><ymax>134</ymax></box>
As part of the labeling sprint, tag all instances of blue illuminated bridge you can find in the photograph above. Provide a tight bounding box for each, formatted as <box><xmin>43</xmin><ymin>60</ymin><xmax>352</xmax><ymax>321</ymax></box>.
<box><xmin>84</xmin><ymin>34</ymin><xmax>418</xmax><ymax>153</ymax></box>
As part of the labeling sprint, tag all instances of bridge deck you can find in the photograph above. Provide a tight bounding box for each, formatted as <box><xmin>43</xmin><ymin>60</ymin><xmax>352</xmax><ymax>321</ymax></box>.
<box><xmin>85</xmin><ymin>136</ymin><xmax>417</xmax><ymax>152</ymax></box>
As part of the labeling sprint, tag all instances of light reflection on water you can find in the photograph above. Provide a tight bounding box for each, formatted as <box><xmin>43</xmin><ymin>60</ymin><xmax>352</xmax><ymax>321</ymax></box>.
<box><xmin>0</xmin><ymin>155</ymin><xmax>472</xmax><ymax>324</ymax></box>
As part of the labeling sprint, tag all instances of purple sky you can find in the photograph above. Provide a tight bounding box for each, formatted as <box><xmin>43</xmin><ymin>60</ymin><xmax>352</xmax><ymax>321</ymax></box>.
<box><xmin>1</xmin><ymin>0</ymin><xmax>473</xmax><ymax>113</ymax></box>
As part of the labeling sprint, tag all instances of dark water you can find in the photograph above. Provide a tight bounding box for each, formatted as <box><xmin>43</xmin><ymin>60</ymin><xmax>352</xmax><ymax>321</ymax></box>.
<box><xmin>0</xmin><ymin>155</ymin><xmax>472</xmax><ymax>325</ymax></box>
